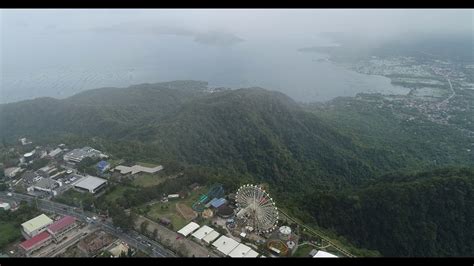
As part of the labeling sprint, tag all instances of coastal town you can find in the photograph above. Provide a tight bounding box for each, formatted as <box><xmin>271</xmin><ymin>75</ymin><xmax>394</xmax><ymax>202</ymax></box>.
<box><xmin>333</xmin><ymin>55</ymin><xmax>474</xmax><ymax>138</ymax></box>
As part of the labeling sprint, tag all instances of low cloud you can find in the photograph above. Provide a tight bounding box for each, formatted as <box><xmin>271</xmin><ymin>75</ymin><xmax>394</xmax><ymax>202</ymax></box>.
<box><xmin>90</xmin><ymin>22</ymin><xmax>244</xmax><ymax>47</ymax></box>
<box><xmin>194</xmin><ymin>31</ymin><xmax>244</xmax><ymax>47</ymax></box>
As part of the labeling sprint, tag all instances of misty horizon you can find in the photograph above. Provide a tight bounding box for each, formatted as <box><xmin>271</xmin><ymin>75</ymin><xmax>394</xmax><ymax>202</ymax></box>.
<box><xmin>1</xmin><ymin>9</ymin><xmax>473</xmax><ymax>103</ymax></box>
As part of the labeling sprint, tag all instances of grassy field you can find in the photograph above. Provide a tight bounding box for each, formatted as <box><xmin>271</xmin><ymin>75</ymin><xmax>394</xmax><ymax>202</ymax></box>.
<box><xmin>293</xmin><ymin>243</ymin><xmax>315</xmax><ymax>257</ymax></box>
<box><xmin>0</xmin><ymin>223</ymin><xmax>21</xmax><ymax>251</ymax></box>
<box><xmin>147</xmin><ymin>202</ymin><xmax>188</xmax><ymax>230</ymax></box>
<box><xmin>55</xmin><ymin>189</ymin><xmax>94</xmax><ymax>207</ymax></box>
<box><xmin>104</xmin><ymin>185</ymin><xmax>132</xmax><ymax>203</ymax></box>
<box><xmin>145</xmin><ymin>186</ymin><xmax>208</xmax><ymax>230</ymax></box>
<box><xmin>132</xmin><ymin>174</ymin><xmax>166</xmax><ymax>188</ymax></box>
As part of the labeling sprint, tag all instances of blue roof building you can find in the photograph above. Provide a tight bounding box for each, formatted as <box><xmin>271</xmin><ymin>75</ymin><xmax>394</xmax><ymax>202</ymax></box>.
<box><xmin>96</xmin><ymin>160</ymin><xmax>110</xmax><ymax>173</ymax></box>
<box><xmin>210</xmin><ymin>198</ymin><xmax>227</xmax><ymax>208</ymax></box>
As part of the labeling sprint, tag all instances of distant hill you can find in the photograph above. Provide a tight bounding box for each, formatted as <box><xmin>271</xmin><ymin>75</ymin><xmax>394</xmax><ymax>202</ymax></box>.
<box><xmin>0</xmin><ymin>80</ymin><xmax>209</xmax><ymax>140</ymax></box>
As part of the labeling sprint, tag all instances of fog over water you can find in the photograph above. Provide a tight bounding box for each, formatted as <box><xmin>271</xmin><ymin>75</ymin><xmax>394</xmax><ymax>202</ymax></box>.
<box><xmin>1</xmin><ymin>9</ymin><xmax>471</xmax><ymax>103</ymax></box>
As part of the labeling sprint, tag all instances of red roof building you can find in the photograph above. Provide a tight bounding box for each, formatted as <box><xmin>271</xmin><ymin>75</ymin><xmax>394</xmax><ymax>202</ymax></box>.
<box><xmin>19</xmin><ymin>231</ymin><xmax>51</xmax><ymax>252</ymax></box>
<box><xmin>47</xmin><ymin>216</ymin><xmax>77</xmax><ymax>242</ymax></box>
<box><xmin>48</xmin><ymin>216</ymin><xmax>76</xmax><ymax>234</ymax></box>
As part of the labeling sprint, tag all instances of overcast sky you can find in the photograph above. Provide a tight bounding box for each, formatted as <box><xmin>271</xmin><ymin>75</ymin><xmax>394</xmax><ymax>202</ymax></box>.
<box><xmin>0</xmin><ymin>9</ymin><xmax>473</xmax><ymax>103</ymax></box>
<box><xmin>2</xmin><ymin>9</ymin><xmax>473</xmax><ymax>40</ymax></box>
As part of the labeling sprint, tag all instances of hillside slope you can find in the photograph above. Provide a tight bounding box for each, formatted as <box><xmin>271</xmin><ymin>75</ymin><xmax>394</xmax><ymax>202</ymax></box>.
<box><xmin>306</xmin><ymin>167</ymin><xmax>474</xmax><ymax>256</ymax></box>
<box><xmin>0</xmin><ymin>80</ymin><xmax>208</xmax><ymax>141</ymax></box>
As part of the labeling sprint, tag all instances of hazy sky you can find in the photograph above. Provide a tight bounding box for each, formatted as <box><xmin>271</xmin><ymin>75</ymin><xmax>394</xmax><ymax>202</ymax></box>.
<box><xmin>2</xmin><ymin>9</ymin><xmax>472</xmax><ymax>39</ymax></box>
<box><xmin>0</xmin><ymin>9</ymin><xmax>473</xmax><ymax>103</ymax></box>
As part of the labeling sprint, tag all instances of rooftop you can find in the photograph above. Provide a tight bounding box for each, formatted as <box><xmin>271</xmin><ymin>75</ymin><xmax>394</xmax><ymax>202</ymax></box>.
<box><xmin>21</xmin><ymin>214</ymin><xmax>53</xmax><ymax>234</ymax></box>
<box><xmin>47</xmin><ymin>216</ymin><xmax>76</xmax><ymax>234</ymax></box>
<box><xmin>4</xmin><ymin>167</ymin><xmax>21</xmax><ymax>176</ymax></box>
<box><xmin>177</xmin><ymin>222</ymin><xmax>200</xmax><ymax>237</ymax></box>
<box><xmin>114</xmin><ymin>164</ymin><xmax>163</xmax><ymax>175</ymax></box>
<box><xmin>109</xmin><ymin>242</ymin><xmax>129</xmax><ymax>257</ymax></box>
<box><xmin>313</xmin><ymin>250</ymin><xmax>338</xmax><ymax>258</ymax></box>
<box><xmin>228</xmin><ymin>243</ymin><xmax>252</xmax><ymax>258</ymax></box>
<box><xmin>48</xmin><ymin>148</ymin><xmax>62</xmax><ymax>157</ymax></box>
<box><xmin>74</xmin><ymin>175</ymin><xmax>107</xmax><ymax>192</ymax></box>
<box><xmin>19</xmin><ymin>231</ymin><xmax>51</xmax><ymax>250</ymax></box>
<box><xmin>243</xmin><ymin>249</ymin><xmax>259</xmax><ymax>258</ymax></box>
<box><xmin>212</xmin><ymin>236</ymin><xmax>240</xmax><ymax>256</ymax></box>
<box><xmin>210</xmin><ymin>198</ymin><xmax>227</xmax><ymax>208</ymax></box>
<box><xmin>202</xmin><ymin>230</ymin><xmax>220</xmax><ymax>244</ymax></box>
<box><xmin>64</xmin><ymin>147</ymin><xmax>102</xmax><ymax>162</ymax></box>
<box><xmin>97</xmin><ymin>161</ymin><xmax>109</xmax><ymax>168</ymax></box>
<box><xmin>34</xmin><ymin>178</ymin><xmax>57</xmax><ymax>189</ymax></box>
<box><xmin>191</xmin><ymin>225</ymin><xmax>215</xmax><ymax>240</ymax></box>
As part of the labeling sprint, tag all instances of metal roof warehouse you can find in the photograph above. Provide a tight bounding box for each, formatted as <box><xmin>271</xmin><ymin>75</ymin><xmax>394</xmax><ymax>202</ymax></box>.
<box><xmin>228</xmin><ymin>243</ymin><xmax>253</xmax><ymax>258</ymax></box>
<box><xmin>177</xmin><ymin>222</ymin><xmax>200</xmax><ymax>237</ymax></box>
<box><xmin>202</xmin><ymin>230</ymin><xmax>220</xmax><ymax>244</ymax></box>
<box><xmin>21</xmin><ymin>214</ymin><xmax>53</xmax><ymax>238</ymax></box>
<box><xmin>212</xmin><ymin>235</ymin><xmax>240</xmax><ymax>256</ymax></box>
<box><xmin>73</xmin><ymin>175</ymin><xmax>107</xmax><ymax>193</ymax></box>
<box><xmin>191</xmin><ymin>225</ymin><xmax>215</xmax><ymax>240</ymax></box>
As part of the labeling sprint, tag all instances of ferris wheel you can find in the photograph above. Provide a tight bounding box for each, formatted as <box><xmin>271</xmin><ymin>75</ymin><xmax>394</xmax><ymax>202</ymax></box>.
<box><xmin>235</xmin><ymin>184</ymin><xmax>279</xmax><ymax>234</ymax></box>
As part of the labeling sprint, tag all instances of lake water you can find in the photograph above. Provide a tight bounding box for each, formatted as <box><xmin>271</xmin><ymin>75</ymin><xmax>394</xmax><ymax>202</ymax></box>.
<box><xmin>0</xmin><ymin>32</ymin><xmax>409</xmax><ymax>104</ymax></box>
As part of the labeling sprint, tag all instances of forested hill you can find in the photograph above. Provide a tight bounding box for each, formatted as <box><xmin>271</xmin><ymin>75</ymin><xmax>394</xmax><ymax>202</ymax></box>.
<box><xmin>0</xmin><ymin>80</ymin><xmax>209</xmax><ymax>140</ymax></box>
<box><xmin>1</xmin><ymin>80</ymin><xmax>473</xmax><ymax>256</ymax></box>
<box><xmin>1</xmin><ymin>80</ymin><xmax>471</xmax><ymax>188</ymax></box>
<box><xmin>306</xmin><ymin>167</ymin><xmax>474</xmax><ymax>256</ymax></box>
<box><xmin>0</xmin><ymin>81</ymin><xmax>400</xmax><ymax>191</ymax></box>
<box><xmin>136</xmin><ymin>87</ymin><xmax>391</xmax><ymax>191</ymax></box>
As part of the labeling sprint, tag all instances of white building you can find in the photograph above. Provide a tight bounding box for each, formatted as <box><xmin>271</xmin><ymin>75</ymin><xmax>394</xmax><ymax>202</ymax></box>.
<box><xmin>19</xmin><ymin>138</ymin><xmax>32</xmax><ymax>145</ymax></box>
<box><xmin>73</xmin><ymin>175</ymin><xmax>107</xmax><ymax>194</ymax></box>
<box><xmin>212</xmin><ymin>236</ymin><xmax>240</xmax><ymax>256</ymax></box>
<box><xmin>4</xmin><ymin>167</ymin><xmax>22</xmax><ymax>178</ymax></box>
<box><xmin>114</xmin><ymin>164</ymin><xmax>163</xmax><ymax>175</ymax></box>
<box><xmin>312</xmin><ymin>250</ymin><xmax>338</xmax><ymax>258</ymax></box>
<box><xmin>177</xmin><ymin>222</ymin><xmax>200</xmax><ymax>237</ymax></box>
<box><xmin>202</xmin><ymin>230</ymin><xmax>220</xmax><ymax>245</ymax></box>
<box><xmin>191</xmin><ymin>225</ymin><xmax>215</xmax><ymax>241</ymax></box>
<box><xmin>243</xmin><ymin>249</ymin><xmax>259</xmax><ymax>258</ymax></box>
<box><xmin>228</xmin><ymin>243</ymin><xmax>252</xmax><ymax>258</ymax></box>
<box><xmin>21</xmin><ymin>214</ymin><xmax>53</xmax><ymax>239</ymax></box>
<box><xmin>0</xmin><ymin>202</ymin><xmax>11</xmax><ymax>211</ymax></box>
<box><xmin>27</xmin><ymin>178</ymin><xmax>59</xmax><ymax>197</ymax></box>
<box><xmin>48</xmin><ymin>148</ymin><xmax>62</xmax><ymax>158</ymax></box>
<box><xmin>63</xmin><ymin>147</ymin><xmax>104</xmax><ymax>163</ymax></box>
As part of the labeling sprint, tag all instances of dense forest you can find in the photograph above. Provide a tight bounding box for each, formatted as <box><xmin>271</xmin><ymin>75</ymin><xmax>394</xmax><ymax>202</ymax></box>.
<box><xmin>1</xmin><ymin>80</ymin><xmax>473</xmax><ymax>256</ymax></box>
<box><xmin>306</xmin><ymin>167</ymin><xmax>474</xmax><ymax>257</ymax></box>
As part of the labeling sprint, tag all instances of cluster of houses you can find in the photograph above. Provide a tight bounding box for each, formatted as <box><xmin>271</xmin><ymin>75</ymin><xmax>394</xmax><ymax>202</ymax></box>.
<box><xmin>2</xmin><ymin>143</ymin><xmax>112</xmax><ymax>199</ymax></box>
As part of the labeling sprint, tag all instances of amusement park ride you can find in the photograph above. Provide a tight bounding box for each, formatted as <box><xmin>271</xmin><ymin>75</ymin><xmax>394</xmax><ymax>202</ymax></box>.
<box><xmin>192</xmin><ymin>184</ymin><xmax>225</xmax><ymax>212</ymax></box>
<box><xmin>235</xmin><ymin>184</ymin><xmax>279</xmax><ymax>234</ymax></box>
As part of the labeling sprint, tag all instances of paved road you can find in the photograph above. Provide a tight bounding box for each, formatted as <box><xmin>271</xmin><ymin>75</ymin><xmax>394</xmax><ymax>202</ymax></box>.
<box><xmin>445</xmin><ymin>78</ymin><xmax>455</xmax><ymax>102</ymax></box>
<box><xmin>0</xmin><ymin>192</ymin><xmax>177</xmax><ymax>257</ymax></box>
